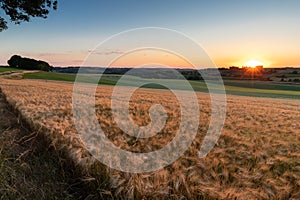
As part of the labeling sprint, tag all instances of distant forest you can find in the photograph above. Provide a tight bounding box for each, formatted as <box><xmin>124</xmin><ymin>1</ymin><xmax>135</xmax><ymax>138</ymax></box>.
<box><xmin>53</xmin><ymin>67</ymin><xmax>204</xmax><ymax>80</ymax></box>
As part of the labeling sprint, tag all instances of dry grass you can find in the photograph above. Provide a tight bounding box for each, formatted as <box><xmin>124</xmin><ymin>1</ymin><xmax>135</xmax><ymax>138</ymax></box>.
<box><xmin>0</xmin><ymin>78</ymin><xmax>299</xmax><ymax>199</ymax></box>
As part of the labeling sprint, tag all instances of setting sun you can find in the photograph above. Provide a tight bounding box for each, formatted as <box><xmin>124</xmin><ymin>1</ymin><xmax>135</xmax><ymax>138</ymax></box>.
<box><xmin>244</xmin><ymin>60</ymin><xmax>263</xmax><ymax>68</ymax></box>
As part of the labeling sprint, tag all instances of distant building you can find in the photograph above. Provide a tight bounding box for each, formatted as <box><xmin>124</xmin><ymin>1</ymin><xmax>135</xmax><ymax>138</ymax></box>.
<box><xmin>218</xmin><ymin>67</ymin><xmax>228</xmax><ymax>70</ymax></box>
<box><xmin>242</xmin><ymin>65</ymin><xmax>263</xmax><ymax>71</ymax></box>
<box><xmin>229</xmin><ymin>66</ymin><xmax>239</xmax><ymax>70</ymax></box>
<box><xmin>255</xmin><ymin>65</ymin><xmax>263</xmax><ymax>71</ymax></box>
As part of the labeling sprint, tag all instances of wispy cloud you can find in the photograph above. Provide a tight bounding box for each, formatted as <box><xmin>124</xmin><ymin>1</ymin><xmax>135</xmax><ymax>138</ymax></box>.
<box><xmin>72</xmin><ymin>59</ymin><xmax>84</xmax><ymax>63</ymax></box>
<box><xmin>23</xmin><ymin>52</ymin><xmax>71</xmax><ymax>58</ymax></box>
<box><xmin>88</xmin><ymin>49</ymin><xmax>125</xmax><ymax>55</ymax></box>
<box><xmin>37</xmin><ymin>52</ymin><xmax>71</xmax><ymax>57</ymax></box>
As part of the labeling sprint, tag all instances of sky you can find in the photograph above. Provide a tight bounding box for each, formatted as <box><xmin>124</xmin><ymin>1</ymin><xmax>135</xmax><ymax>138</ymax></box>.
<box><xmin>1</xmin><ymin>0</ymin><xmax>300</xmax><ymax>68</ymax></box>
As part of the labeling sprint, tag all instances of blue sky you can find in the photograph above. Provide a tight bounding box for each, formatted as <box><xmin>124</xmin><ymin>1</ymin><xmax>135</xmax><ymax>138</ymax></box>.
<box><xmin>1</xmin><ymin>0</ymin><xmax>300</xmax><ymax>67</ymax></box>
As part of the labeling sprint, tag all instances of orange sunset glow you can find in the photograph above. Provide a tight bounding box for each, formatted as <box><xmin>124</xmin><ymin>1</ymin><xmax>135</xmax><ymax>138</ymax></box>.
<box><xmin>243</xmin><ymin>60</ymin><xmax>263</xmax><ymax>68</ymax></box>
<box><xmin>111</xmin><ymin>50</ymin><xmax>193</xmax><ymax>68</ymax></box>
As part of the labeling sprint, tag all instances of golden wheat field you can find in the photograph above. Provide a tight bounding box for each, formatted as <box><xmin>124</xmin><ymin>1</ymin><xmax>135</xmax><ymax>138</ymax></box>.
<box><xmin>0</xmin><ymin>78</ymin><xmax>299</xmax><ymax>199</ymax></box>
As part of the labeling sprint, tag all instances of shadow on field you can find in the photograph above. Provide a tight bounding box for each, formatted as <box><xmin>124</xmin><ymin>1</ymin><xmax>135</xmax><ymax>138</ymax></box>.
<box><xmin>0</xmin><ymin>91</ymin><xmax>85</xmax><ymax>199</ymax></box>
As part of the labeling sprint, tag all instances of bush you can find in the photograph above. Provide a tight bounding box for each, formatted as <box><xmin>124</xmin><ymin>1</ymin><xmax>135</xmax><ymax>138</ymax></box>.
<box><xmin>293</xmin><ymin>79</ymin><xmax>300</xmax><ymax>82</ymax></box>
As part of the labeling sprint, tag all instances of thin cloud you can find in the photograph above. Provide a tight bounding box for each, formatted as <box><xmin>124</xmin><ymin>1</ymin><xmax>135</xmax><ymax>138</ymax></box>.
<box><xmin>88</xmin><ymin>49</ymin><xmax>125</xmax><ymax>55</ymax></box>
<box><xmin>37</xmin><ymin>52</ymin><xmax>71</xmax><ymax>57</ymax></box>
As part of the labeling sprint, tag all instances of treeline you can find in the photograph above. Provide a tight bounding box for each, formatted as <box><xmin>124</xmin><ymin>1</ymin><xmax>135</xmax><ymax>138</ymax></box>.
<box><xmin>53</xmin><ymin>67</ymin><xmax>204</xmax><ymax>80</ymax></box>
<box><xmin>7</xmin><ymin>55</ymin><xmax>53</xmax><ymax>71</ymax></box>
<box><xmin>178</xmin><ymin>69</ymin><xmax>203</xmax><ymax>80</ymax></box>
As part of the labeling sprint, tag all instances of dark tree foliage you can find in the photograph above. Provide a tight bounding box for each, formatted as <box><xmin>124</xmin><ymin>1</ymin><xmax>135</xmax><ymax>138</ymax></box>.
<box><xmin>0</xmin><ymin>16</ymin><xmax>7</xmax><ymax>30</ymax></box>
<box><xmin>179</xmin><ymin>70</ymin><xmax>203</xmax><ymax>80</ymax></box>
<box><xmin>8</xmin><ymin>55</ymin><xmax>53</xmax><ymax>71</ymax></box>
<box><xmin>0</xmin><ymin>0</ymin><xmax>57</xmax><ymax>31</ymax></box>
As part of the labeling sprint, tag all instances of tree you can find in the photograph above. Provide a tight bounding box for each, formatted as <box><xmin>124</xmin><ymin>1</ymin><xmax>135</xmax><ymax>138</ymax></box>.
<box><xmin>7</xmin><ymin>55</ymin><xmax>22</xmax><ymax>67</ymax></box>
<box><xmin>7</xmin><ymin>55</ymin><xmax>53</xmax><ymax>71</ymax></box>
<box><xmin>38</xmin><ymin>61</ymin><xmax>53</xmax><ymax>71</ymax></box>
<box><xmin>0</xmin><ymin>0</ymin><xmax>57</xmax><ymax>31</ymax></box>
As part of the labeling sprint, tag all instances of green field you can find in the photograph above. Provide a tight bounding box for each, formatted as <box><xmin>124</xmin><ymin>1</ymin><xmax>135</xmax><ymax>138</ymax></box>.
<box><xmin>23</xmin><ymin>72</ymin><xmax>300</xmax><ymax>99</ymax></box>
<box><xmin>0</xmin><ymin>67</ymin><xmax>22</xmax><ymax>73</ymax></box>
<box><xmin>23</xmin><ymin>72</ymin><xmax>121</xmax><ymax>85</ymax></box>
<box><xmin>282</xmin><ymin>74</ymin><xmax>300</xmax><ymax>78</ymax></box>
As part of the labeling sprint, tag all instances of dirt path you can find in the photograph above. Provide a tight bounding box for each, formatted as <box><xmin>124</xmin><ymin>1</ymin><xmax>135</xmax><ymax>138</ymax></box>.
<box><xmin>0</xmin><ymin>70</ymin><xmax>38</xmax><ymax>80</ymax></box>
<box><xmin>0</xmin><ymin>91</ymin><xmax>78</xmax><ymax>199</ymax></box>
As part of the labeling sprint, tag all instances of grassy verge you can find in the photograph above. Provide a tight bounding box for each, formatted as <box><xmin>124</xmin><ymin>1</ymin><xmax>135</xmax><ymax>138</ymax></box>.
<box><xmin>0</xmin><ymin>67</ymin><xmax>22</xmax><ymax>73</ymax></box>
<box><xmin>223</xmin><ymin>79</ymin><xmax>300</xmax><ymax>91</ymax></box>
<box><xmin>23</xmin><ymin>71</ymin><xmax>300</xmax><ymax>99</ymax></box>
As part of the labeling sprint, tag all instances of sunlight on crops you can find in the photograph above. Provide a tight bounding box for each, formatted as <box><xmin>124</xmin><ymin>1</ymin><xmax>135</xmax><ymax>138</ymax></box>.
<box><xmin>0</xmin><ymin>79</ymin><xmax>299</xmax><ymax>199</ymax></box>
